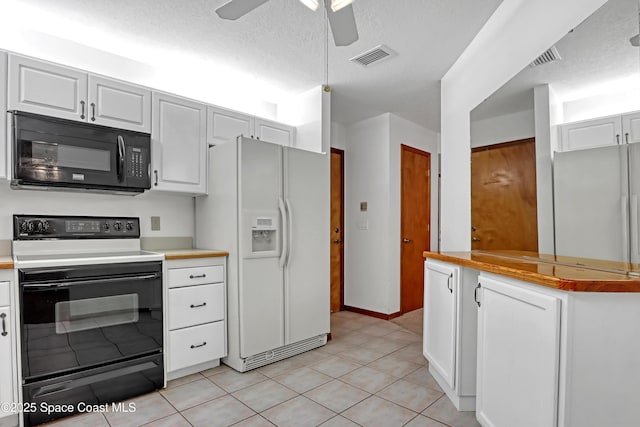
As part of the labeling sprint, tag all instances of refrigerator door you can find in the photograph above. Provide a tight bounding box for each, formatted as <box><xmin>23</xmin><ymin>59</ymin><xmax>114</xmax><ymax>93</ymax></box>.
<box><xmin>628</xmin><ymin>142</ymin><xmax>640</xmax><ymax>263</ymax></box>
<box><xmin>283</xmin><ymin>147</ymin><xmax>330</xmax><ymax>344</ymax></box>
<box><xmin>238</xmin><ymin>138</ymin><xmax>285</xmax><ymax>357</ymax></box>
<box><xmin>554</xmin><ymin>144</ymin><xmax>628</xmax><ymax>262</ymax></box>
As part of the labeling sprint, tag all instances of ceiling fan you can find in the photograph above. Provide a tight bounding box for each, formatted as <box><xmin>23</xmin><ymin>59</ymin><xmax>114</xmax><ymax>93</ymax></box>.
<box><xmin>215</xmin><ymin>0</ymin><xmax>359</xmax><ymax>46</ymax></box>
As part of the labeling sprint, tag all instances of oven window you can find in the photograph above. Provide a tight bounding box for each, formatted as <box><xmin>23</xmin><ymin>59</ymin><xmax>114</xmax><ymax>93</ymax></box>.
<box><xmin>55</xmin><ymin>294</ymin><xmax>139</xmax><ymax>334</ymax></box>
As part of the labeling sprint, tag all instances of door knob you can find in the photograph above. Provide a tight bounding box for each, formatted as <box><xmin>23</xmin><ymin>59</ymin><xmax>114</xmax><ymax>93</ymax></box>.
<box><xmin>472</xmin><ymin>236</ymin><xmax>481</xmax><ymax>242</ymax></box>
<box><xmin>333</xmin><ymin>239</ymin><xmax>342</xmax><ymax>244</ymax></box>
<box><xmin>403</xmin><ymin>238</ymin><xmax>412</xmax><ymax>243</ymax></box>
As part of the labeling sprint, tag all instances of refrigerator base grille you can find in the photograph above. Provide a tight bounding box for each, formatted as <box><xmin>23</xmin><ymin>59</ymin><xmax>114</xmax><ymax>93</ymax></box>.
<box><xmin>243</xmin><ymin>334</ymin><xmax>328</xmax><ymax>371</ymax></box>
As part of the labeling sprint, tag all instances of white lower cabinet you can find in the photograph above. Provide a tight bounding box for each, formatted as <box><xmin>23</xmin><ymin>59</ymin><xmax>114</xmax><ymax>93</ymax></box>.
<box><xmin>423</xmin><ymin>260</ymin><xmax>478</xmax><ymax>410</ymax></box>
<box><xmin>0</xmin><ymin>279</ymin><xmax>17</xmax><ymax>427</ymax></box>
<box><xmin>476</xmin><ymin>273</ymin><xmax>561</xmax><ymax>427</ymax></box>
<box><xmin>165</xmin><ymin>257</ymin><xmax>227</xmax><ymax>380</ymax></box>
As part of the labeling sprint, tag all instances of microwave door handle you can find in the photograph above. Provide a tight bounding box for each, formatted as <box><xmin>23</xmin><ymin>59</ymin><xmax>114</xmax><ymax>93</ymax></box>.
<box><xmin>117</xmin><ymin>135</ymin><xmax>125</xmax><ymax>182</ymax></box>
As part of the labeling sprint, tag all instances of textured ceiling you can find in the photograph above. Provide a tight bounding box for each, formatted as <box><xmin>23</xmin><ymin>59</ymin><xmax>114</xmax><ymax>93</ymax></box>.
<box><xmin>472</xmin><ymin>0</ymin><xmax>640</xmax><ymax>121</ymax></box>
<box><xmin>5</xmin><ymin>0</ymin><xmax>504</xmax><ymax>131</ymax></box>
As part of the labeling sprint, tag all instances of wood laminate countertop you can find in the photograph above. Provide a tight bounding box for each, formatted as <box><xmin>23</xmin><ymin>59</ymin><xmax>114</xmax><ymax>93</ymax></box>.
<box><xmin>424</xmin><ymin>250</ymin><xmax>640</xmax><ymax>292</ymax></box>
<box><xmin>0</xmin><ymin>256</ymin><xmax>13</xmax><ymax>269</ymax></box>
<box><xmin>157</xmin><ymin>249</ymin><xmax>229</xmax><ymax>261</ymax></box>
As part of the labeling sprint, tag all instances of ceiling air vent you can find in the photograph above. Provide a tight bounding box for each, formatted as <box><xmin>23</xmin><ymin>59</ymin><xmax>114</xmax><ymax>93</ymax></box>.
<box><xmin>350</xmin><ymin>45</ymin><xmax>396</xmax><ymax>67</ymax></box>
<box><xmin>529</xmin><ymin>46</ymin><xmax>561</xmax><ymax>68</ymax></box>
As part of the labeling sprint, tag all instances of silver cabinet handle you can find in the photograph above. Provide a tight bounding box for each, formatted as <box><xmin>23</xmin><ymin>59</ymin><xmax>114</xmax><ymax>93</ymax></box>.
<box><xmin>190</xmin><ymin>342</ymin><xmax>207</xmax><ymax>349</ymax></box>
<box><xmin>189</xmin><ymin>274</ymin><xmax>206</xmax><ymax>279</ymax></box>
<box><xmin>190</xmin><ymin>302</ymin><xmax>207</xmax><ymax>308</ymax></box>
<box><xmin>154</xmin><ymin>170</ymin><xmax>158</xmax><ymax>186</ymax></box>
<box><xmin>447</xmin><ymin>273</ymin><xmax>453</xmax><ymax>294</ymax></box>
<box><xmin>1</xmin><ymin>313</ymin><xmax>7</xmax><ymax>337</ymax></box>
<box><xmin>90</xmin><ymin>102</ymin><xmax>96</xmax><ymax>121</ymax></box>
<box><xmin>625</xmin><ymin>133</ymin><xmax>629</xmax><ymax>144</ymax></box>
<box><xmin>80</xmin><ymin>100</ymin><xmax>86</xmax><ymax>119</ymax></box>
<box><xmin>616</xmin><ymin>134</ymin><xmax>621</xmax><ymax>144</ymax></box>
<box><xmin>474</xmin><ymin>283</ymin><xmax>481</xmax><ymax>307</ymax></box>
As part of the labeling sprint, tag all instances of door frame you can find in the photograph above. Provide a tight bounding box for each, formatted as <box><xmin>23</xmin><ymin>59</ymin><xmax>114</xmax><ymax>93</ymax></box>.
<box><xmin>400</xmin><ymin>144</ymin><xmax>431</xmax><ymax>314</ymax></box>
<box><xmin>331</xmin><ymin>147</ymin><xmax>345</xmax><ymax>311</ymax></box>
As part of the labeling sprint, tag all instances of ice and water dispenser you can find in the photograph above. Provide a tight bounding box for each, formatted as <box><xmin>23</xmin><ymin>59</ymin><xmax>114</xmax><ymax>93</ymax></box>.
<box><xmin>243</xmin><ymin>212</ymin><xmax>280</xmax><ymax>258</ymax></box>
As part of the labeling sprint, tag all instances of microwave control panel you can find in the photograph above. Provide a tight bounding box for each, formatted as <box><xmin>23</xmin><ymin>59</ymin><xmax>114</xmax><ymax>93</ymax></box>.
<box><xmin>128</xmin><ymin>147</ymin><xmax>147</xmax><ymax>179</ymax></box>
<box><xmin>14</xmin><ymin>215</ymin><xmax>140</xmax><ymax>239</ymax></box>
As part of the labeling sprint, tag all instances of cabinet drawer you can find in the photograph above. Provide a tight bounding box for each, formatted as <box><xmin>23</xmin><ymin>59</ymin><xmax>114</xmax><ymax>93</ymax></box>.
<box><xmin>168</xmin><ymin>266</ymin><xmax>223</xmax><ymax>288</ymax></box>
<box><xmin>0</xmin><ymin>282</ymin><xmax>9</xmax><ymax>306</ymax></box>
<box><xmin>168</xmin><ymin>322</ymin><xmax>225</xmax><ymax>372</ymax></box>
<box><xmin>169</xmin><ymin>283</ymin><xmax>225</xmax><ymax>330</ymax></box>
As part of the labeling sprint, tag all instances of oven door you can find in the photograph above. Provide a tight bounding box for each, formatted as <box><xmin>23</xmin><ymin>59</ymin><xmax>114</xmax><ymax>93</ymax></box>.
<box><xmin>19</xmin><ymin>261</ymin><xmax>163</xmax><ymax>382</ymax></box>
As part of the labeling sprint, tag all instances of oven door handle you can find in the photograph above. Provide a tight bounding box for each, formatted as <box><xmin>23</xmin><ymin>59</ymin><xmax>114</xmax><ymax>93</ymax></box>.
<box><xmin>22</xmin><ymin>273</ymin><xmax>161</xmax><ymax>289</ymax></box>
<box><xmin>31</xmin><ymin>359</ymin><xmax>159</xmax><ymax>398</ymax></box>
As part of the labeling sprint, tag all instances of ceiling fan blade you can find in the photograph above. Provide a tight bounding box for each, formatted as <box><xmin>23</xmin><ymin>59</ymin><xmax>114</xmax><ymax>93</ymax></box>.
<box><xmin>326</xmin><ymin>2</ymin><xmax>359</xmax><ymax>46</ymax></box>
<box><xmin>215</xmin><ymin>0</ymin><xmax>269</xmax><ymax>20</ymax></box>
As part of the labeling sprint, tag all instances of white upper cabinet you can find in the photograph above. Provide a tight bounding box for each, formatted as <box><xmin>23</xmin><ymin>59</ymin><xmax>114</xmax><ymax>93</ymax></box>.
<box><xmin>152</xmin><ymin>92</ymin><xmax>207</xmax><ymax>195</ymax></box>
<box><xmin>1</xmin><ymin>52</ymin><xmax>7</xmax><ymax>179</ymax></box>
<box><xmin>559</xmin><ymin>110</ymin><xmax>640</xmax><ymax>152</ymax></box>
<box><xmin>255</xmin><ymin>118</ymin><xmax>295</xmax><ymax>147</ymax></box>
<box><xmin>8</xmin><ymin>55</ymin><xmax>150</xmax><ymax>133</ymax></box>
<box><xmin>87</xmin><ymin>75</ymin><xmax>151</xmax><ymax>132</ymax></box>
<box><xmin>207</xmin><ymin>106</ymin><xmax>295</xmax><ymax>147</ymax></box>
<box><xmin>207</xmin><ymin>106</ymin><xmax>253</xmax><ymax>145</ymax></box>
<box><xmin>8</xmin><ymin>55</ymin><xmax>87</xmax><ymax>122</ymax></box>
<box><xmin>559</xmin><ymin>115</ymin><xmax>622</xmax><ymax>151</ymax></box>
<box><xmin>622</xmin><ymin>111</ymin><xmax>640</xmax><ymax>145</ymax></box>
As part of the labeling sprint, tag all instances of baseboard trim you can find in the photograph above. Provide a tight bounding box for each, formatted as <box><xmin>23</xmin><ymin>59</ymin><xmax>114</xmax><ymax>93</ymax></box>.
<box><xmin>344</xmin><ymin>305</ymin><xmax>402</xmax><ymax>320</ymax></box>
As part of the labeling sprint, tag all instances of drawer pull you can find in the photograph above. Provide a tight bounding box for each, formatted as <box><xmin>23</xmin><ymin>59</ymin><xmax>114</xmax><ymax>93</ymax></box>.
<box><xmin>190</xmin><ymin>342</ymin><xmax>207</xmax><ymax>349</ymax></box>
<box><xmin>190</xmin><ymin>302</ymin><xmax>207</xmax><ymax>308</ymax></box>
<box><xmin>1</xmin><ymin>313</ymin><xmax>6</xmax><ymax>337</ymax></box>
<box><xmin>189</xmin><ymin>274</ymin><xmax>207</xmax><ymax>279</ymax></box>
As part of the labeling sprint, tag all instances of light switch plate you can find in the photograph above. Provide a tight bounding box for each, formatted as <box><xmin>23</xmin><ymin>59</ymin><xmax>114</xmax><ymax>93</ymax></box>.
<box><xmin>151</xmin><ymin>216</ymin><xmax>161</xmax><ymax>231</ymax></box>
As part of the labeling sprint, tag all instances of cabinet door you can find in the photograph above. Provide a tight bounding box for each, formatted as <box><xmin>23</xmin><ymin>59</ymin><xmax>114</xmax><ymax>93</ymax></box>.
<box><xmin>207</xmin><ymin>106</ymin><xmax>254</xmax><ymax>145</ymax></box>
<box><xmin>0</xmin><ymin>52</ymin><xmax>7</xmax><ymax>179</ymax></box>
<box><xmin>255</xmin><ymin>118</ymin><xmax>295</xmax><ymax>147</ymax></box>
<box><xmin>0</xmin><ymin>305</ymin><xmax>15</xmax><ymax>415</ymax></box>
<box><xmin>88</xmin><ymin>75</ymin><xmax>151</xmax><ymax>133</ymax></box>
<box><xmin>8</xmin><ymin>55</ymin><xmax>87</xmax><ymax>122</ymax></box>
<box><xmin>423</xmin><ymin>260</ymin><xmax>458</xmax><ymax>390</ymax></box>
<box><xmin>622</xmin><ymin>111</ymin><xmax>640</xmax><ymax>145</ymax></box>
<box><xmin>152</xmin><ymin>92</ymin><xmax>207</xmax><ymax>194</ymax></box>
<box><xmin>559</xmin><ymin>115</ymin><xmax>622</xmax><ymax>151</ymax></box>
<box><xmin>476</xmin><ymin>275</ymin><xmax>560</xmax><ymax>427</ymax></box>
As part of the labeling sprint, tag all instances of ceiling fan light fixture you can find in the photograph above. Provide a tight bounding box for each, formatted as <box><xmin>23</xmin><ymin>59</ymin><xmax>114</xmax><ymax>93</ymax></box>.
<box><xmin>299</xmin><ymin>0</ymin><xmax>319</xmax><ymax>11</ymax></box>
<box><xmin>330</xmin><ymin>0</ymin><xmax>353</xmax><ymax>12</ymax></box>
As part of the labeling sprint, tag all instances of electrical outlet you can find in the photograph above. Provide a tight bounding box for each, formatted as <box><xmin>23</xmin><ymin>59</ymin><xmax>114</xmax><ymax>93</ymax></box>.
<box><xmin>151</xmin><ymin>216</ymin><xmax>161</xmax><ymax>231</ymax></box>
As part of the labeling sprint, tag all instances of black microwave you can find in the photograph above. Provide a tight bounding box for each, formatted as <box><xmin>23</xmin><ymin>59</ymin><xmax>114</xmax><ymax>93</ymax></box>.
<box><xmin>11</xmin><ymin>111</ymin><xmax>151</xmax><ymax>194</ymax></box>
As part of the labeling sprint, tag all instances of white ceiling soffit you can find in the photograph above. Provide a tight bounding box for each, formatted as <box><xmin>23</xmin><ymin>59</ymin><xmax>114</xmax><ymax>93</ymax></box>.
<box><xmin>2</xmin><ymin>0</ymin><xmax>505</xmax><ymax>131</ymax></box>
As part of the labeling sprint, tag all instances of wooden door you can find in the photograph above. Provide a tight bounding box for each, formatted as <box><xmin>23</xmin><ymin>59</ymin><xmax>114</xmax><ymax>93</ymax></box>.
<box><xmin>401</xmin><ymin>145</ymin><xmax>431</xmax><ymax>313</ymax></box>
<box><xmin>330</xmin><ymin>148</ymin><xmax>344</xmax><ymax>313</ymax></box>
<box><xmin>471</xmin><ymin>139</ymin><xmax>538</xmax><ymax>251</ymax></box>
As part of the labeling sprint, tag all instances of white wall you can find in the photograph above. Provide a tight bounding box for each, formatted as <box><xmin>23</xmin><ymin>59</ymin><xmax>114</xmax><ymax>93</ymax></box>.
<box><xmin>440</xmin><ymin>0</ymin><xmax>608</xmax><ymax>251</ymax></box>
<box><xmin>0</xmin><ymin>181</ymin><xmax>194</xmax><ymax>240</ymax></box>
<box><xmin>343</xmin><ymin>113</ymin><xmax>438</xmax><ymax>314</ymax></box>
<box><xmin>533</xmin><ymin>85</ymin><xmax>555</xmax><ymax>254</ymax></box>
<box><xmin>330</xmin><ymin>122</ymin><xmax>347</xmax><ymax>150</ymax></box>
<box><xmin>470</xmin><ymin>109</ymin><xmax>535</xmax><ymax>148</ymax></box>
<box><xmin>563</xmin><ymin>88</ymin><xmax>640</xmax><ymax>123</ymax></box>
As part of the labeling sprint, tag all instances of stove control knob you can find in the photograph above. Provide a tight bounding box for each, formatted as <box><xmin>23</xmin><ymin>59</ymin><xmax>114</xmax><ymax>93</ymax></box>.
<box><xmin>20</xmin><ymin>220</ymin><xmax>30</xmax><ymax>233</ymax></box>
<box><xmin>114</xmin><ymin>221</ymin><xmax>122</xmax><ymax>231</ymax></box>
<box><xmin>41</xmin><ymin>220</ymin><xmax>50</xmax><ymax>232</ymax></box>
<box><xmin>126</xmin><ymin>222</ymin><xmax>134</xmax><ymax>231</ymax></box>
<box><xmin>103</xmin><ymin>222</ymin><xmax>110</xmax><ymax>231</ymax></box>
<box><xmin>26</xmin><ymin>221</ymin><xmax>35</xmax><ymax>233</ymax></box>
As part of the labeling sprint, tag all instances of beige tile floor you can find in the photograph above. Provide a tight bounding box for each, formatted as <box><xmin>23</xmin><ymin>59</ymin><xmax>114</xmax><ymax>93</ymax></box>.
<box><xmin>41</xmin><ymin>310</ymin><xmax>480</xmax><ymax>427</ymax></box>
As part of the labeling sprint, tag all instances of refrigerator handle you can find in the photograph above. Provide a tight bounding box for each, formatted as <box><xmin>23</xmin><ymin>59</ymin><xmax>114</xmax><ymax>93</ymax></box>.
<box><xmin>632</xmin><ymin>195</ymin><xmax>639</xmax><ymax>262</ymax></box>
<box><xmin>285</xmin><ymin>198</ymin><xmax>293</xmax><ymax>267</ymax></box>
<box><xmin>279</xmin><ymin>198</ymin><xmax>288</xmax><ymax>269</ymax></box>
<box><xmin>622</xmin><ymin>196</ymin><xmax>630</xmax><ymax>263</ymax></box>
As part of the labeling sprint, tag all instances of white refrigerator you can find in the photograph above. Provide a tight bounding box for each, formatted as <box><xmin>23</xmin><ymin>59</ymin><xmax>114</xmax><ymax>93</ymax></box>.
<box><xmin>554</xmin><ymin>143</ymin><xmax>640</xmax><ymax>263</ymax></box>
<box><xmin>196</xmin><ymin>136</ymin><xmax>330</xmax><ymax>372</ymax></box>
